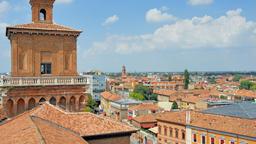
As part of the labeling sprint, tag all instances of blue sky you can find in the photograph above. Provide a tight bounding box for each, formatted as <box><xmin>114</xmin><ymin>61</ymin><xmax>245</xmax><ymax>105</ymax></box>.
<box><xmin>0</xmin><ymin>0</ymin><xmax>256</xmax><ymax>72</ymax></box>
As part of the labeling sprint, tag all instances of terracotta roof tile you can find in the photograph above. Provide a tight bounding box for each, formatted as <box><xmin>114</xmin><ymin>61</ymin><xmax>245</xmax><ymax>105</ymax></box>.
<box><xmin>157</xmin><ymin>111</ymin><xmax>256</xmax><ymax>138</ymax></box>
<box><xmin>0</xmin><ymin>103</ymin><xmax>137</xmax><ymax>144</ymax></box>
<box><xmin>129</xmin><ymin>103</ymin><xmax>160</xmax><ymax>111</ymax></box>
<box><xmin>132</xmin><ymin>114</ymin><xmax>159</xmax><ymax>123</ymax></box>
<box><xmin>31</xmin><ymin>103</ymin><xmax>136</xmax><ymax>137</ymax></box>
<box><xmin>101</xmin><ymin>91</ymin><xmax>122</xmax><ymax>102</ymax></box>
<box><xmin>7</xmin><ymin>23</ymin><xmax>81</xmax><ymax>33</ymax></box>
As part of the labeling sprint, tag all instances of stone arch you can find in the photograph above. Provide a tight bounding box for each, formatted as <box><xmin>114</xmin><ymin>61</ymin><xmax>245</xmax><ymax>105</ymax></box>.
<box><xmin>58</xmin><ymin>96</ymin><xmax>66</xmax><ymax>109</ymax></box>
<box><xmin>79</xmin><ymin>95</ymin><xmax>86</xmax><ymax>111</ymax></box>
<box><xmin>17</xmin><ymin>98</ymin><xmax>25</xmax><ymax>115</ymax></box>
<box><xmin>69</xmin><ymin>96</ymin><xmax>76</xmax><ymax>112</ymax></box>
<box><xmin>6</xmin><ymin>99</ymin><xmax>14</xmax><ymax>117</ymax></box>
<box><xmin>40</xmin><ymin>9</ymin><xmax>46</xmax><ymax>21</ymax></box>
<box><xmin>49</xmin><ymin>97</ymin><xmax>57</xmax><ymax>105</ymax></box>
<box><xmin>39</xmin><ymin>97</ymin><xmax>46</xmax><ymax>103</ymax></box>
<box><xmin>28</xmin><ymin>98</ymin><xmax>36</xmax><ymax>110</ymax></box>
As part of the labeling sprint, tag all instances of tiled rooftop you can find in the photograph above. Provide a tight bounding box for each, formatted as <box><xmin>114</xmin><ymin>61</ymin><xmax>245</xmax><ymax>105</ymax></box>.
<box><xmin>132</xmin><ymin>114</ymin><xmax>158</xmax><ymax>123</ymax></box>
<box><xmin>7</xmin><ymin>23</ymin><xmax>81</xmax><ymax>33</ymax></box>
<box><xmin>0</xmin><ymin>103</ymin><xmax>137</xmax><ymax>144</ymax></box>
<box><xmin>101</xmin><ymin>91</ymin><xmax>122</xmax><ymax>102</ymax></box>
<box><xmin>157</xmin><ymin>111</ymin><xmax>256</xmax><ymax>138</ymax></box>
<box><xmin>129</xmin><ymin>103</ymin><xmax>160</xmax><ymax>111</ymax></box>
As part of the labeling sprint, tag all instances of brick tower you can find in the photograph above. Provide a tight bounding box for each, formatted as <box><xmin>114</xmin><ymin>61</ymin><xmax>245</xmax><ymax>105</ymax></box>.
<box><xmin>1</xmin><ymin>0</ymin><xmax>89</xmax><ymax>117</ymax></box>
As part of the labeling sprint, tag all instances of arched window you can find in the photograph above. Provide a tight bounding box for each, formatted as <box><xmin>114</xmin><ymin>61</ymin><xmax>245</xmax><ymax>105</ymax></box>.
<box><xmin>40</xmin><ymin>9</ymin><xmax>46</xmax><ymax>21</ymax></box>
<box><xmin>49</xmin><ymin>97</ymin><xmax>57</xmax><ymax>105</ymax></box>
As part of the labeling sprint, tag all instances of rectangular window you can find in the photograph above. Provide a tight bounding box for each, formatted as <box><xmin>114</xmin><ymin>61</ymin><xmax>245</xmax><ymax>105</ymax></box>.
<box><xmin>211</xmin><ymin>137</ymin><xmax>215</xmax><ymax>144</ymax></box>
<box><xmin>170</xmin><ymin>128</ymin><xmax>173</xmax><ymax>137</ymax></box>
<box><xmin>41</xmin><ymin>63</ymin><xmax>51</xmax><ymax>74</ymax></box>
<box><xmin>158</xmin><ymin>126</ymin><xmax>161</xmax><ymax>135</ymax></box>
<box><xmin>193</xmin><ymin>134</ymin><xmax>197</xmax><ymax>142</ymax></box>
<box><xmin>230</xmin><ymin>141</ymin><xmax>235</xmax><ymax>144</ymax></box>
<box><xmin>202</xmin><ymin>135</ymin><xmax>206</xmax><ymax>144</ymax></box>
<box><xmin>182</xmin><ymin>131</ymin><xmax>185</xmax><ymax>140</ymax></box>
<box><xmin>164</xmin><ymin>127</ymin><xmax>167</xmax><ymax>136</ymax></box>
<box><xmin>220</xmin><ymin>139</ymin><xmax>225</xmax><ymax>144</ymax></box>
<box><xmin>175</xmin><ymin>129</ymin><xmax>179</xmax><ymax>138</ymax></box>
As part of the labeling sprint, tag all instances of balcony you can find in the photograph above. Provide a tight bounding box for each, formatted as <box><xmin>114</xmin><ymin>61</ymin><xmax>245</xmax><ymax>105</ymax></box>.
<box><xmin>0</xmin><ymin>76</ymin><xmax>89</xmax><ymax>87</ymax></box>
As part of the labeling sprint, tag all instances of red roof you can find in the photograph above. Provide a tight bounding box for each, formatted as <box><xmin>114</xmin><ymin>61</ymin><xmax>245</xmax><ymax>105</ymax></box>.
<box><xmin>7</xmin><ymin>23</ymin><xmax>81</xmax><ymax>32</ymax></box>
<box><xmin>0</xmin><ymin>103</ymin><xmax>137</xmax><ymax>144</ymax></box>
<box><xmin>101</xmin><ymin>91</ymin><xmax>122</xmax><ymax>101</ymax></box>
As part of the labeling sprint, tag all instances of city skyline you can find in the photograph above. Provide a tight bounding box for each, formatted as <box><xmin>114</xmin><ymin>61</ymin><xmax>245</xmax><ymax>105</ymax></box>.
<box><xmin>0</xmin><ymin>0</ymin><xmax>256</xmax><ymax>72</ymax></box>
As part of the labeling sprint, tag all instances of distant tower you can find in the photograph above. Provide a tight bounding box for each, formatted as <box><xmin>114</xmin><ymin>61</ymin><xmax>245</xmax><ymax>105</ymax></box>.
<box><xmin>122</xmin><ymin>65</ymin><xmax>127</xmax><ymax>80</ymax></box>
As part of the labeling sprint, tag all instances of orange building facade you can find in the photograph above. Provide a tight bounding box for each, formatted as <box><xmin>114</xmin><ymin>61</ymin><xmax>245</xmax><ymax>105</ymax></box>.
<box><xmin>157</xmin><ymin>111</ymin><xmax>256</xmax><ymax>144</ymax></box>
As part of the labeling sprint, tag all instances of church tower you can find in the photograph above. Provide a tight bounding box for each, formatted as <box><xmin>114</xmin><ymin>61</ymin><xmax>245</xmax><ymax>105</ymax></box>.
<box><xmin>122</xmin><ymin>65</ymin><xmax>127</xmax><ymax>81</ymax></box>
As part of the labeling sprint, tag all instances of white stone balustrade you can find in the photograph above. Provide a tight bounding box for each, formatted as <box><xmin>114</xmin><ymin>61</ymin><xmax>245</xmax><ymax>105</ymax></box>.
<box><xmin>0</xmin><ymin>76</ymin><xmax>89</xmax><ymax>87</ymax></box>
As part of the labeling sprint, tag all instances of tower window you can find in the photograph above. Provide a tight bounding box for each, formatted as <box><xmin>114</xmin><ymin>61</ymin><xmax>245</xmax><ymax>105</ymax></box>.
<box><xmin>41</xmin><ymin>63</ymin><xmax>51</xmax><ymax>74</ymax></box>
<box><xmin>40</xmin><ymin>9</ymin><xmax>46</xmax><ymax>21</ymax></box>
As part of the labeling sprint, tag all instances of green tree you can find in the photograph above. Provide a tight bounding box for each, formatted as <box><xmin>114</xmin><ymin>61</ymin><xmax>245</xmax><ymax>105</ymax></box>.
<box><xmin>129</xmin><ymin>92</ymin><xmax>145</xmax><ymax>101</ymax></box>
<box><xmin>171</xmin><ymin>101</ymin><xmax>178</xmax><ymax>110</ymax></box>
<box><xmin>129</xmin><ymin>84</ymin><xmax>157</xmax><ymax>101</ymax></box>
<box><xmin>208</xmin><ymin>77</ymin><xmax>216</xmax><ymax>84</ymax></box>
<box><xmin>251</xmin><ymin>84</ymin><xmax>256</xmax><ymax>91</ymax></box>
<box><xmin>233</xmin><ymin>74</ymin><xmax>242</xmax><ymax>82</ymax></box>
<box><xmin>184</xmin><ymin>69</ymin><xmax>190</xmax><ymax>89</ymax></box>
<box><xmin>240</xmin><ymin>80</ymin><xmax>254</xmax><ymax>90</ymax></box>
<box><xmin>168</xmin><ymin>75</ymin><xmax>172</xmax><ymax>81</ymax></box>
<box><xmin>84</xmin><ymin>94</ymin><xmax>97</xmax><ymax>113</ymax></box>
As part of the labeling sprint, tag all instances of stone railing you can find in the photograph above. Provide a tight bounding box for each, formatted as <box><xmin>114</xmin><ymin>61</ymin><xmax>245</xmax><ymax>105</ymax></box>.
<box><xmin>0</xmin><ymin>76</ymin><xmax>89</xmax><ymax>87</ymax></box>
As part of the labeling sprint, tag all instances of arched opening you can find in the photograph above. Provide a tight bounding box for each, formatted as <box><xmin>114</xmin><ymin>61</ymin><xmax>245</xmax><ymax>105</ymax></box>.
<box><xmin>17</xmin><ymin>98</ymin><xmax>25</xmax><ymax>115</ymax></box>
<box><xmin>79</xmin><ymin>95</ymin><xmax>86</xmax><ymax>111</ymax></box>
<box><xmin>69</xmin><ymin>96</ymin><xmax>76</xmax><ymax>112</ymax></box>
<box><xmin>28</xmin><ymin>98</ymin><xmax>36</xmax><ymax>110</ymax></box>
<box><xmin>6</xmin><ymin>99</ymin><xmax>14</xmax><ymax>117</ymax></box>
<box><xmin>58</xmin><ymin>96</ymin><xmax>66</xmax><ymax>109</ymax></box>
<box><xmin>49</xmin><ymin>97</ymin><xmax>57</xmax><ymax>105</ymax></box>
<box><xmin>39</xmin><ymin>98</ymin><xmax>46</xmax><ymax>103</ymax></box>
<box><xmin>39</xmin><ymin>9</ymin><xmax>46</xmax><ymax>21</ymax></box>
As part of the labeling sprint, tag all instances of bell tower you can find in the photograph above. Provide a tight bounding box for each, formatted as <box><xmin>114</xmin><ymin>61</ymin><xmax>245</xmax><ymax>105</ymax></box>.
<box><xmin>30</xmin><ymin>0</ymin><xmax>55</xmax><ymax>24</ymax></box>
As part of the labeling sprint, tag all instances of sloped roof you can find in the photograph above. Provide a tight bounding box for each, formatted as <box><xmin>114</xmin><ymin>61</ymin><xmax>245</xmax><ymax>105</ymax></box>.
<box><xmin>0</xmin><ymin>110</ymin><xmax>87</xmax><ymax>144</ymax></box>
<box><xmin>157</xmin><ymin>111</ymin><xmax>256</xmax><ymax>138</ymax></box>
<box><xmin>0</xmin><ymin>103</ymin><xmax>137</xmax><ymax>144</ymax></box>
<box><xmin>129</xmin><ymin>103</ymin><xmax>160</xmax><ymax>111</ymax></box>
<box><xmin>101</xmin><ymin>91</ymin><xmax>122</xmax><ymax>102</ymax></box>
<box><xmin>132</xmin><ymin>114</ymin><xmax>159</xmax><ymax>123</ymax></box>
<box><xmin>32</xmin><ymin>103</ymin><xmax>136</xmax><ymax>137</ymax></box>
<box><xmin>203</xmin><ymin>101</ymin><xmax>256</xmax><ymax>119</ymax></box>
<box><xmin>7</xmin><ymin>23</ymin><xmax>81</xmax><ymax>32</ymax></box>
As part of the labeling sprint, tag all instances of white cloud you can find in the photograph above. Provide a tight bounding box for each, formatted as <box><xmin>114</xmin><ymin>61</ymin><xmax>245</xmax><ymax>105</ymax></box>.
<box><xmin>0</xmin><ymin>1</ymin><xmax>10</xmax><ymax>15</ymax></box>
<box><xmin>55</xmin><ymin>0</ymin><xmax>73</xmax><ymax>4</ymax></box>
<box><xmin>86</xmin><ymin>9</ymin><xmax>256</xmax><ymax>55</ymax></box>
<box><xmin>188</xmin><ymin>0</ymin><xmax>213</xmax><ymax>6</ymax></box>
<box><xmin>102</xmin><ymin>15</ymin><xmax>119</xmax><ymax>26</ymax></box>
<box><xmin>146</xmin><ymin>8</ymin><xmax>176</xmax><ymax>23</ymax></box>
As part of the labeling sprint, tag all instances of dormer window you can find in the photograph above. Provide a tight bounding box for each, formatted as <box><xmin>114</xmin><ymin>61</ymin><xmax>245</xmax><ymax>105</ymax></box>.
<box><xmin>40</xmin><ymin>9</ymin><xmax>46</xmax><ymax>21</ymax></box>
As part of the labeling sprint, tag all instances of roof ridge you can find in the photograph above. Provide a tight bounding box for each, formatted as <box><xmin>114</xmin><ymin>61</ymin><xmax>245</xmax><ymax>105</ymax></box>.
<box><xmin>29</xmin><ymin>116</ymin><xmax>46</xmax><ymax>144</ymax></box>
<box><xmin>31</xmin><ymin>116</ymin><xmax>81</xmax><ymax>136</ymax></box>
